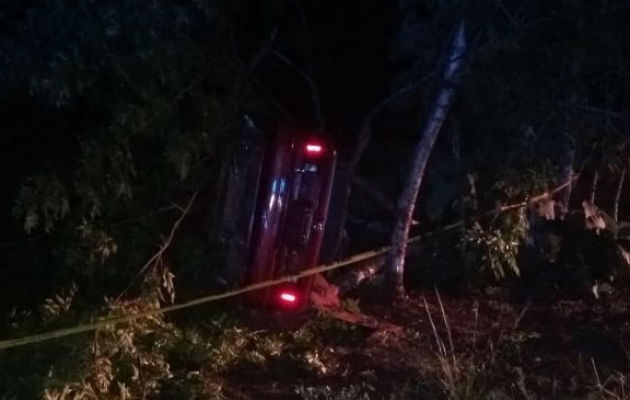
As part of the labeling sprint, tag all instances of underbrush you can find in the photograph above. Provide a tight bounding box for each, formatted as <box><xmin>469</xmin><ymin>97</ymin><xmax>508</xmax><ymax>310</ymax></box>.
<box><xmin>1</xmin><ymin>289</ymin><xmax>628</xmax><ymax>400</ymax></box>
<box><xmin>1</xmin><ymin>233</ymin><xmax>627</xmax><ymax>400</ymax></box>
<box><xmin>296</xmin><ymin>291</ymin><xmax>628</xmax><ymax>400</ymax></box>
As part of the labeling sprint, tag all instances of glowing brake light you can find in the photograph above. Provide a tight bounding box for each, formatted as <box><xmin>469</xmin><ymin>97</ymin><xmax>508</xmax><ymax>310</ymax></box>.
<box><xmin>305</xmin><ymin>144</ymin><xmax>322</xmax><ymax>153</ymax></box>
<box><xmin>279</xmin><ymin>292</ymin><xmax>297</xmax><ymax>303</ymax></box>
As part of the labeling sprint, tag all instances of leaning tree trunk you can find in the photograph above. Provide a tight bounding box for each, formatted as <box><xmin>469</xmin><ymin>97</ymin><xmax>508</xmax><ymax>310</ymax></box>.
<box><xmin>560</xmin><ymin>145</ymin><xmax>575</xmax><ymax>218</ymax></box>
<box><xmin>330</xmin><ymin>71</ymin><xmax>433</xmax><ymax>259</ymax></box>
<box><xmin>589</xmin><ymin>170</ymin><xmax>599</xmax><ymax>204</ymax></box>
<box><xmin>558</xmin><ymin>133</ymin><xmax>575</xmax><ymax>218</ymax></box>
<box><xmin>613</xmin><ymin>167</ymin><xmax>627</xmax><ymax>223</ymax></box>
<box><xmin>589</xmin><ymin>143</ymin><xmax>608</xmax><ymax>205</ymax></box>
<box><xmin>386</xmin><ymin>22</ymin><xmax>467</xmax><ymax>299</ymax></box>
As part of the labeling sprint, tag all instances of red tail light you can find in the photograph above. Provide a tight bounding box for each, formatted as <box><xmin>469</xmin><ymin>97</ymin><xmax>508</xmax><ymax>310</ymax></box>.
<box><xmin>279</xmin><ymin>292</ymin><xmax>297</xmax><ymax>303</ymax></box>
<box><xmin>305</xmin><ymin>144</ymin><xmax>322</xmax><ymax>154</ymax></box>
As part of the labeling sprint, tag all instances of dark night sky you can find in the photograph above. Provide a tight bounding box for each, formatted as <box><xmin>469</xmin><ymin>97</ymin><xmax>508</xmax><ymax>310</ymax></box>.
<box><xmin>247</xmin><ymin>0</ymin><xmax>400</xmax><ymax>148</ymax></box>
<box><xmin>1</xmin><ymin>0</ymin><xmax>628</xmax><ymax>253</ymax></box>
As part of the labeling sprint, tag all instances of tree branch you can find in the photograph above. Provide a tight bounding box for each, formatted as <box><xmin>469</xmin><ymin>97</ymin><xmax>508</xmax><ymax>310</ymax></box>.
<box><xmin>247</xmin><ymin>28</ymin><xmax>279</xmax><ymax>72</ymax></box>
<box><xmin>352</xmin><ymin>175</ymin><xmax>396</xmax><ymax>214</ymax></box>
<box><xmin>554</xmin><ymin>102</ymin><xmax>624</xmax><ymax>119</ymax></box>
<box><xmin>272</xmin><ymin>49</ymin><xmax>325</xmax><ymax>129</ymax></box>
<box><xmin>116</xmin><ymin>192</ymin><xmax>198</xmax><ymax>300</ymax></box>
<box><xmin>351</xmin><ymin>175</ymin><xmax>420</xmax><ymax>225</ymax></box>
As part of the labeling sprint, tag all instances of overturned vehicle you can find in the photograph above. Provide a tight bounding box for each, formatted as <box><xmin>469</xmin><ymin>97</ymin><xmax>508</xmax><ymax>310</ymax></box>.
<box><xmin>211</xmin><ymin>118</ymin><xmax>340</xmax><ymax>310</ymax></box>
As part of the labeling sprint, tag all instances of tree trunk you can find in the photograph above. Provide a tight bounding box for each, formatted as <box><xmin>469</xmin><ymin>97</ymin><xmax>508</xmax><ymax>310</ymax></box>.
<box><xmin>330</xmin><ymin>72</ymin><xmax>432</xmax><ymax>259</ymax></box>
<box><xmin>613</xmin><ymin>167</ymin><xmax>626</xmax><ymax>223</ymax></box>
<box><xmin>330</xmin><ymin>120</ymin><xmax>380</xmax><ymax>259</ymax></box>
<box><xmin>386</xmin><ymin>22</ymin><xmax>467</xmax><ymax>299</ymax></box>
<box><xmin>589</xmin><ymin>170</ymin><xmax>599</xmax><ymax>204</ymax></box>
<box><xmin>558</xmin><ymin>137</ymin><xmax>575</xmax><ymax>218</ymax></box>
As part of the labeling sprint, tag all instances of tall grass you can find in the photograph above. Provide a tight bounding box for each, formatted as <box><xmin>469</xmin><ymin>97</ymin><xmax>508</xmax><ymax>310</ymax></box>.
<box><xmin>422</xmin><ymin>290</ymin><xmax>498</xmax><ymax>400</ymax></box>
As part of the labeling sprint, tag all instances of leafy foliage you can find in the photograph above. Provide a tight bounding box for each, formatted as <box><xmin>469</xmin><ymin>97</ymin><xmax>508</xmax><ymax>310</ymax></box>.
<box><xmin>13</xmin><ymin>174</ymin><xmax>70</xmax><ymax>234</ymax></box>
<box><xmin>295</xmin><ymin>382</ymin><xmax>375</xmax><ymax>400</ymax></box>
<box><xmin>458</xmin><ymin>209</ymin><xmax>528</xmax><ymax>284</ymax></box>
<box><xmin>1</xmin><ymin>0</ymin><xmax>259</xmax><ymax>305</ymax></box>
<box><xmin>0</xmin><ymin>1</ymin><xmax>628</xmax><ymax>398</ymax></box>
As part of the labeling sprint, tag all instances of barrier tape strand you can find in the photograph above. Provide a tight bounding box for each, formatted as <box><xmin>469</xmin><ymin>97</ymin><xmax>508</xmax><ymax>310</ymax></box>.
<box><xmin>0</xmin><ymin>176</ymin><xmax>575</xmax><ymax>351</ymax></box>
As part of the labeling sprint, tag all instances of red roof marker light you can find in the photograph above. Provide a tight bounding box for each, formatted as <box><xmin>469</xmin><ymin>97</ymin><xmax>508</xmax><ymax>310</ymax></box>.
<box><xmin>279</xmin><ymin>292</ymin><xmax>297</xmax><ymax>303</ymax></box>
<box><xmin>305</xmin><ymin>144</ymin><xmax>323</xmax><ymax>153</ymax></box>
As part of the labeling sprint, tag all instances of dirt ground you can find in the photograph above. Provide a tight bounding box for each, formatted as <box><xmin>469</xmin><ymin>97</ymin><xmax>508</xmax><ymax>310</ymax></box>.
<box><xmin>203</xmin><ymin>286</ymin><xmax>630</xmax><ymax>400</ymax></box>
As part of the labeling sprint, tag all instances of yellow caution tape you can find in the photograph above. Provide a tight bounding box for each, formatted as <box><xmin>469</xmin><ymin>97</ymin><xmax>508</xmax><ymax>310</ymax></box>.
<box><xmin>0</xmin><ymin>236</ymin><xmax>419</xmax><ymax>351</ymax></box>
<box><xmin>0</xmin><ymin>176</ymin><xmax>572</xmax><ymax>352</ymax></box>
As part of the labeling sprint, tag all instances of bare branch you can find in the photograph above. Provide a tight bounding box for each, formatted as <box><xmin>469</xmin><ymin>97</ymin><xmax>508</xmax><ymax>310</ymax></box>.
<box><xmin>116</xmin><ymin>192</ymin><xmax>198</xmax><ymax>300</ymax></box>
<box><xmin>352</xmin><ymin>175</ymin><xmax>396</xmax><ymax>214</ymax></box>
<box><xmin>248</xmin><ymin>75</ymin><xmax>293</xmax><ymax>120</ymax></box>
<box><xmin>247</xmin><ymin>28</ymin><xmax>278</xmax><ymax>72</ymax></box>
<box><xmin>498</xmin><ymin>0</ymin><xmax>519</xmax><ymax>28</ymax></box>
<box><xmin>272</xmin><ymin>50</ymin><xmax>325</xmax><ymax>129</ymax></box>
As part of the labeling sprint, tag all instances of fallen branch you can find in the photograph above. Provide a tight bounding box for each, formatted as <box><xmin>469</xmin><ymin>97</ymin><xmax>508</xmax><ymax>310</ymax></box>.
<box><xmin>332</xmin><ymin>241</ymin><xmax>428</xmax><ymax>295</ymax></box>
<box><xmin>311</xmin><ymin>274</ymin><xmax>402</xmax><ymax>332</ymax></box>
<box><xmin>326</xmin><ymin>309</ymin><xmax>402</xmax><ymax>333</ymax></box>
<box><xmin>334</xmin><ymin>254</ymin><xmax>386</xmax><ymax>294</ymax></box>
